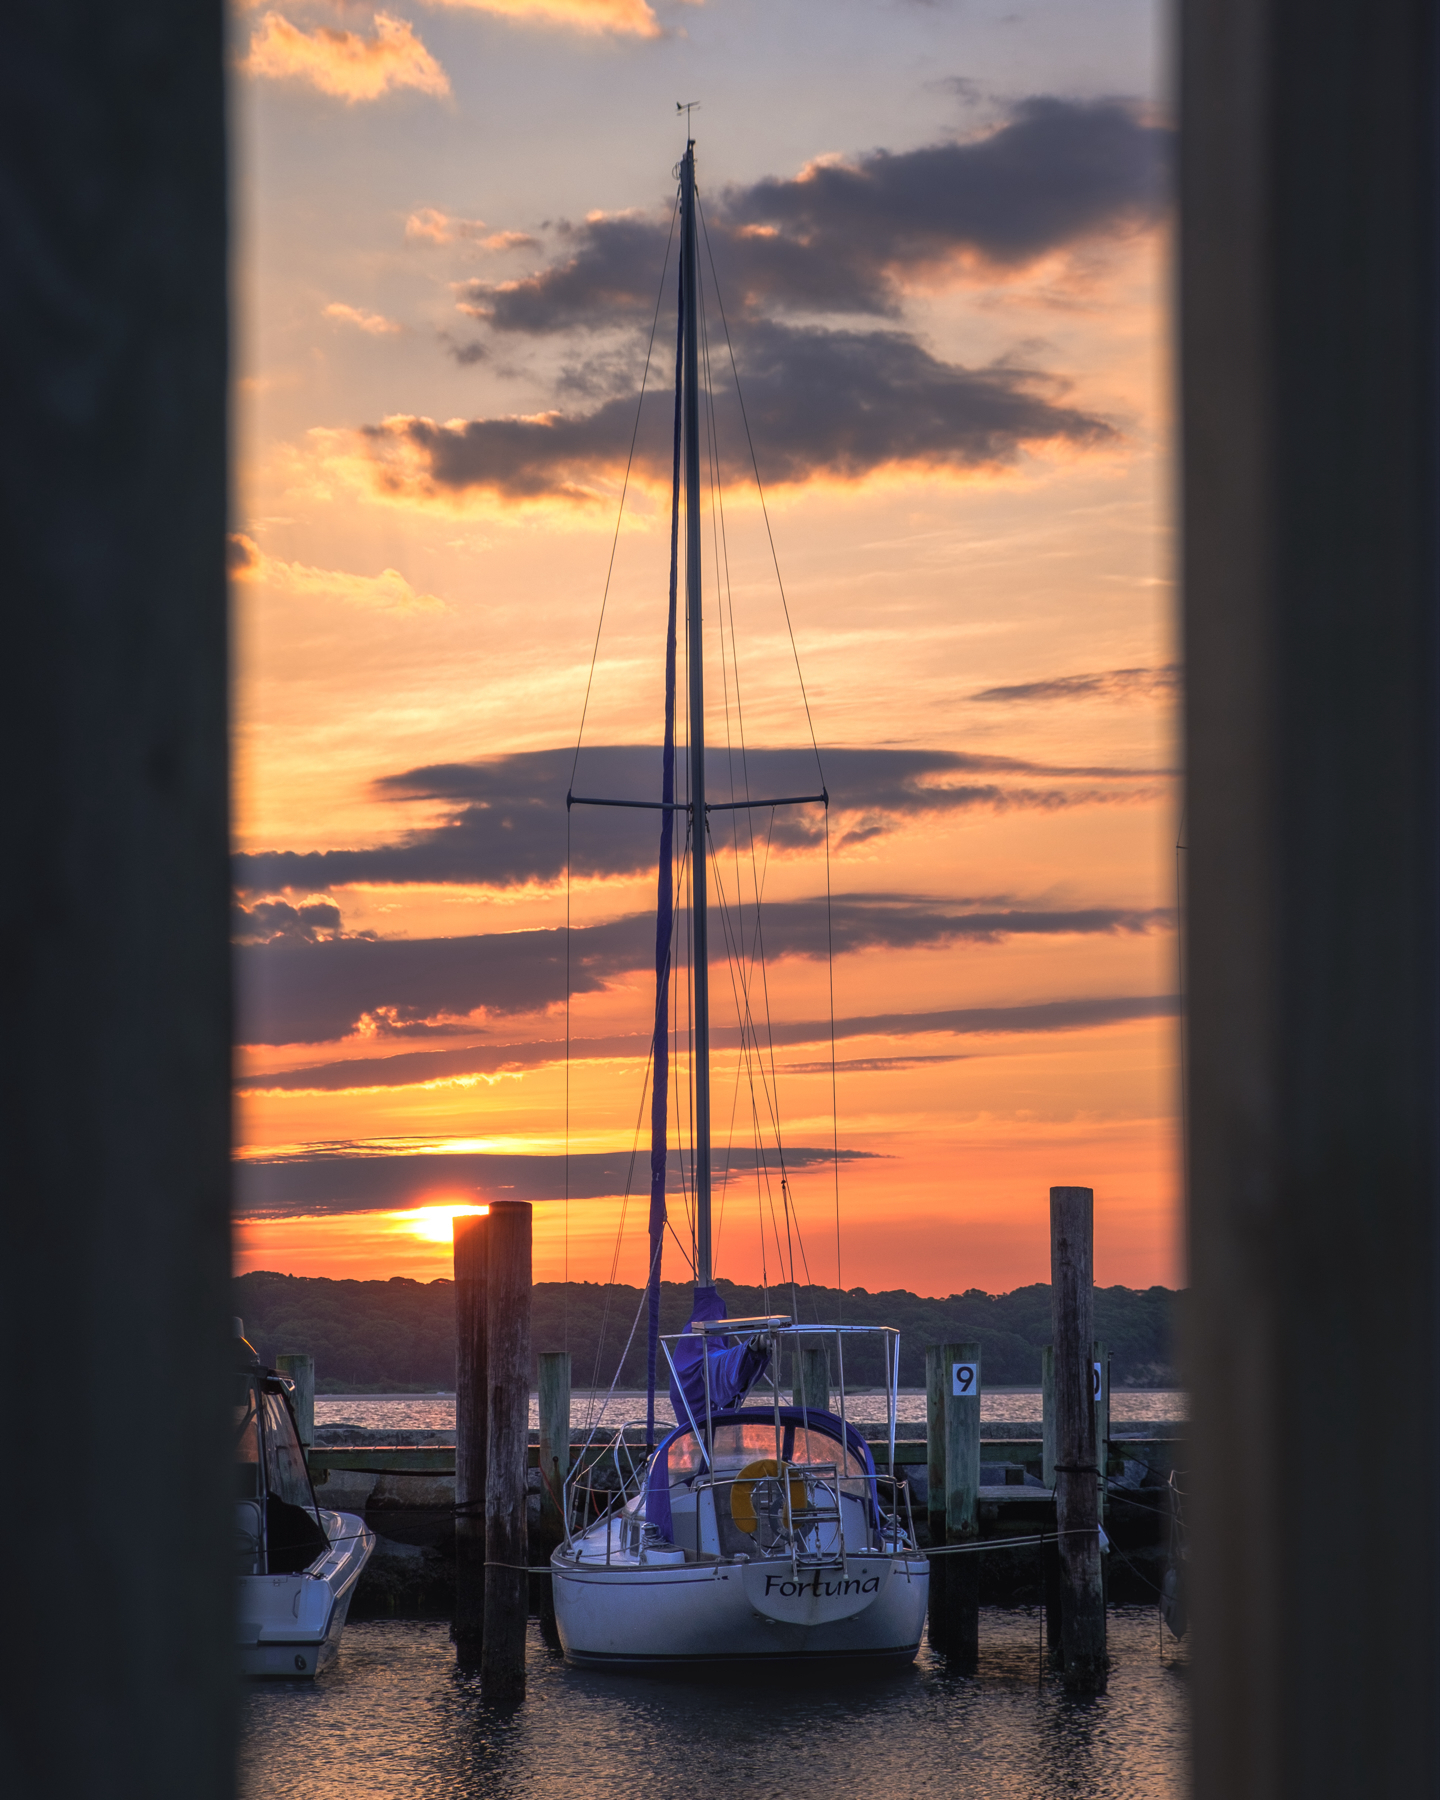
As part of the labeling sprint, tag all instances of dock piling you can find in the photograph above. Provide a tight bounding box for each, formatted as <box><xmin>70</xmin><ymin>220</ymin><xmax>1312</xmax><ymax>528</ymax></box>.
<box><xmin>276</xmin><ymin>1353</ymin><xmax>314</xmax><ymax>1448</ymax></box>
<box><xmin>1051</xmin><ymin>1185</ymin><xmax>1106</xmax><ymax>1692</ymax></box>
<box><xmin>453</xmin><ymin>1210</ymin><xmax>489</xmax><ymax>1665</ymax></box>
<box><xmin>481</xmin><ymin>1201</ymin><xmax>532</xmax><ymax>1704</ymax></box>
<box><xmin>535</xmin><ymin>1349</ymin><xmax>571</xmax><ymax>1648</ymax></box>
<box><xmin>1094</xmin><ymin>1339</ymin><xmax>1110</xmax><ymax>1524</ymax></box>
<box><xmin>944</xmin><ymin>1339</ymin><xmax>982</xmax><ymax>1670</ymax></box>
<box><xmin>793</xmin><ymin>1337</ymin><xmax>832</xmax><ymax>1416</ymax></box>
<box><xmin>924</xmin><ymin>1344</ymin><xmax>948</xmax><ymax>1651</ymax></box>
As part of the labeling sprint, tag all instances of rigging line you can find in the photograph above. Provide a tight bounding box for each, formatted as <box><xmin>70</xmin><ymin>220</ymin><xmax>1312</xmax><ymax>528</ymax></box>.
<box><xmin>564</xmin><ymin>805</ymin><xmax>572</xmax><ymax>1352</ymax></box>
<box><xmin>706</xmin><ymin>824</ymin><xmax>781</xmax><ymax>1159</ymax></box>
<box><xmin>568</xmin><ymin>189</ymin><xmax>681</xmax><ymax>790</ymax></box>
<box><xmin>696</xmin><ymin>246</ymin><xmax>803</xmax><ymax>1302</ymax></box>
<box><xmin>697</xmin><ymin>265</ymin><xmax>749</xmax><ymax>1012</ymax></box>
<box><xmin>696</xmin><ymin>187</ymin><xmax>825</xmax><ymax>786</ymax></box>
<box><xmin>584</xmin><ymin>1245</ymin><xmax>661</xmax><ymax>1444</ymax></box>
<box><xmin>704</xmin><ymin>830</ymin><xmax>790</xmax><ymax>1290</ymax></box>
<box><xmin>669</xmin><ymin>832</ymin><xmax>695</xmax><ymax>1250</ymax></box>
<box><xmin>665</xmin><ymin>1212</ymin><xmax>695</xmax><ymax>1275</ymax></box>
<box><xmin>586</xmin><ymin>1033</ymin><xmax>657</xmax><ymax>1427</ymax></box>
<box><xmin>825</xmin><ymin>801</ymin><xmax>842</xmax><ymax>1314</ymax></box>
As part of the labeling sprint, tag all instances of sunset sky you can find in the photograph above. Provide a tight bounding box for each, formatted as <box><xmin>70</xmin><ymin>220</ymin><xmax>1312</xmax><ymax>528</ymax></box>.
<box><xmin>230</xmin><ymin>0</ymin><xmax>1178</xmax><ymax>1297</ymax></box>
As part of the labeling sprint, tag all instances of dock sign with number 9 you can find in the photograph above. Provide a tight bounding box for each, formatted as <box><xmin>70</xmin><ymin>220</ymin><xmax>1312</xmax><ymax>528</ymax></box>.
<box><xmin>952</xmin><ymin>1362</ymin><xmax>978</xmax><ymax>1398</ymax></box>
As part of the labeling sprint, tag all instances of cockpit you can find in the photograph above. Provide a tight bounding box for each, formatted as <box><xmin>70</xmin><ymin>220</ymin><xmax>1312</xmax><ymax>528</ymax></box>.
<box><xmin>235</xmin><ymin>1349</ymin><xmax>329</xmax><ymax>1576</ymax></box>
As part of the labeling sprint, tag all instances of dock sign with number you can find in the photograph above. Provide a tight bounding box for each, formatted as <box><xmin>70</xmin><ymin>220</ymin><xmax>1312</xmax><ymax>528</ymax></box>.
<box><xmin>1093</xmin><ymin>1361</ymin><xmax>1103</xmax><ymax>1400</ymax></box>
<box><xmin>952</xmin><ymin>1361</ymin><xmax>979</xmax><ymax>1398</ymax></box>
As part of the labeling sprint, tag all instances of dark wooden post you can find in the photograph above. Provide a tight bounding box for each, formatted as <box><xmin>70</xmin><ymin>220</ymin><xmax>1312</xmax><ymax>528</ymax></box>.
<box><xmin>1183</xmin><ymin>0</ymin><xmax>1440</xmax><ymax>1785</ymax></box>
<box><xmin>482</xmin><ymin>1200</ymin><xmax>532</xmax><ymax>1703</ymax></box>
<box><xmin>924</xmin><ymin>1344</ymin><xmax>948</xmax><ymax>1650</ymax></box>
<box><xmin>453</xmin><ymin>1210</ymin><xmax>488</xmax><ymax>1664</ymax></box>
<box><xmin>277</xmin><ymin>1353</ymin><xmax>315</xmax><ymax>1449</ymax></box>
<box><xmin>1051</xmin><ymin>1186</ymin><xmax>1105</xmax><ymax>1691</ymax></box>
<box><xmin>944</xmin><ymin>1341</ymin><xmax>982</xmax><ymax>1670</ymax></box>
<box><xmin>794</xmin><ymin>1337</ymin><xmax>832</xmax><ymax>1416</ymax></box>
<box><xmin>1093</xmin><ymin>1340</ymin><xmax>1109</xmax><ymax>1523</ymax></box>
<box><xmin>1</xmin><ymin>4</ymin><xmax>233</xmax><ymax>1792</ymax></box>
<box><xmin>1040</xmin><ymin>1343</ymin><xmax>1061</xmax><ymax>1651</ymax></box>
<box><xmin>535</xmin><ymin>1349</ymin><xmax>570</xmax><ymax>1648</ymax></box>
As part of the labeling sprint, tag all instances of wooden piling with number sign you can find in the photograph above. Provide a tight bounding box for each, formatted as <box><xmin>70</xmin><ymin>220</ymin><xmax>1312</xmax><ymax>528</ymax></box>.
<box><xmin>945</xmin><ymin>1341</ymin><xmax>982</xmax><ymax>1670</ymax></box>
<box><xmin>1051</xmin><ymin>1185</ymin><xmax>1107</xmax><ymax>1692</ymax></box>
<box><xmin>481</xmin><ymin>1201</ymin><xmax>532</xmax><ymax>1705</ymax></box>
<box><xmin>924</xmin><ymin>1345</ymin><xmax>948</xmax><ymax>1648</ymax></box>
<box><xmin>453</xmin><ymin>1210</ymin><xmax>489</xmax><ymax>1665</ymax></box>
<box><xmin>276</xmin><ymin>1353</ymin><xmax>314</xmax><ymax>1448</ymax></box>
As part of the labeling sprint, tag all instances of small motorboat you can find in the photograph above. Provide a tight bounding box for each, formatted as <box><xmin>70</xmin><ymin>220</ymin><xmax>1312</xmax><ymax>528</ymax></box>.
<box><xmin>235</xmin><ymin>1326</ymin><xmax>375</xmax><ymax>1677</ymax></box>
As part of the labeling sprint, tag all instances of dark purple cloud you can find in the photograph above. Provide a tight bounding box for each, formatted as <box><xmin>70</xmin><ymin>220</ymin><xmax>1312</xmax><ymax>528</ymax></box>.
<box><xmin>236</xmin><ymin>901</ymin><xmax>1172</xmax><ymax>1047</ymax></box>
<box><xmin>969</xmin><ymin>664</ymin><xmax>1181</xmax><ymax>704</ymax></box>
<box><xmin>234</xmin><ymin>1144</ymin><xmax>873</xmax><ymax>1217</ymax></box>
<box><xmin>366</xmin><ymin>319</ymin><xmax>1112</xmax><ymax>500</ymax></box>
<box><xmin>238</xmin><ymin>992</ymin><xmax>1179</xmax><ymax>1089</ymax></box>
<box><xmin>468</xmin><ymin>99</ymin><xmax>1169</xmax><ymax>334</ymax></box>
<box><xmin>233</xmin><ymin>743</ymin><xmax>1163</xmax><ymax>896</ymax></box>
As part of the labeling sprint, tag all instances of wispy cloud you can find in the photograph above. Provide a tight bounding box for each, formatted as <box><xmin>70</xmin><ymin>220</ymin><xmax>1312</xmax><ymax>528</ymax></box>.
<box><xmin>970</xmin><ymin>664</ymin><xmax>1181</xmax><ymax>704</ymax></box>
<box><xmin>324</xmin><ymin>301</ymin><xmax>403</xmax><ymax>334</ymax></box>
<box><xmin>236</xmin><ymin>899</ymin><xmax>1173</xmax><ymax>1046</ymax></box>
<box><xmin>228</xmin><ymin>532</ymin><xmax>445</xmax><ymax>612</ymax></box>
<box><xmin>237</xmin><ymin>993</ymin><xmax>1178</xmax><ymax>1092</ymax></box>
<box><xmin>233</xmin><ymin>743</ymin><xmax>1164</xmax><ymax>895</ymax></box>
<box><xmin>420</xmin><ymin>0</ymin><xmax>675</xmax><ymax>39</ymax></box>
<box><xmin>405</xmin><ymin>208</ymin><xmax>538</xmax><ymax>251</ymax></box>
<box><xmin>235</xmin><ymin>1142</ymin><xmax>860</xmax><ymax>1219</ymax></box>
<box><xmin>241</xmin><ymin>12</ymin><xmax>451</xmax><ymax>103</ymax></box>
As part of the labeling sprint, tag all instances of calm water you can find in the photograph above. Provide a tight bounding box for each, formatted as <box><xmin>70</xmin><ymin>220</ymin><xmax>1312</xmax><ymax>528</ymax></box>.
<box><xmin>315</xmin><ymin>1392</ymin><xmax>1187</xmax><ymax>1434</ymax></box>
<box><xmin>241</xmin><ymin>1611</ymin><xmax>1187</xmax><ymax>1800</ymax></box>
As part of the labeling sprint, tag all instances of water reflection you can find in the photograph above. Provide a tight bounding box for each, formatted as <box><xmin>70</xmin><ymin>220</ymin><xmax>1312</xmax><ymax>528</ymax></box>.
<box><xmin>242</xmin><ymin>1611</ymin><xmax>1186</xmax><ymax>1800</ymax></box>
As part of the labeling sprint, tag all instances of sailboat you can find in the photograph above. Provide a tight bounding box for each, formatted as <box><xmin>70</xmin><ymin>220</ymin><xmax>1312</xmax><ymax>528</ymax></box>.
<box><xmin>549</xmin><ymin>138</ymin><xmax>929</xmax><ymax>1669</ymax></box>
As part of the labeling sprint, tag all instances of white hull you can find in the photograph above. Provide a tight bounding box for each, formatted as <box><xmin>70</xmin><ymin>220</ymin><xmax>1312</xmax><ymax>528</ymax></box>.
<box><xmin>552</xmin><ymin>1546</ymin><xmax>929</xmax><ymax>1668</ymax></box>
<box><xmin>238</xmin><ymin>1508</ymin><xmax>375</xmax><ymax>1678</ymax></box>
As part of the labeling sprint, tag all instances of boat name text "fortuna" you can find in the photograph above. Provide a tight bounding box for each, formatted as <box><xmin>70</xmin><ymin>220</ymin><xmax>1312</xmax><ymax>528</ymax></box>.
<box><xmin>763</xmin><ymin>1573</ymin><xmax>882</xmax><ymax>1599</ymax></box>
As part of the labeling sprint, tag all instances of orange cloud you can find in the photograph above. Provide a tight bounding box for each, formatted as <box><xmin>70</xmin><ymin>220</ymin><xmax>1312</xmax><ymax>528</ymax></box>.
<box><xmin>404</xmin><ymin>209</ymin><xmax>537</xmax><ymax>252</ymax></box>
<box><xmin>242</xmin><ymin>12</ymin><xmax>451</xmax><ymax>102</ymax></box>
<box><xmin>324</xmin><ymin>301</ymin><xmax>403</xmax><ymax>334</ymax></box>
<box><xmin>228</xmin><ymin>534</ymin><xmax>445</xmax><ymax>613</ymax></box>
<box><xmin>421</xmin><ymin>0</ymin><xmax>676</xmax><ymax>38</ymax></box>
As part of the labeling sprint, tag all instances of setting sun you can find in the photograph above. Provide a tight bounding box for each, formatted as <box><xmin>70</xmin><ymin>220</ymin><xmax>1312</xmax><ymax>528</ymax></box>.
<box><xmin>392</xmin><ymin>1203</ymin><xmax>489</xmax><ymax>1244</ymax></box>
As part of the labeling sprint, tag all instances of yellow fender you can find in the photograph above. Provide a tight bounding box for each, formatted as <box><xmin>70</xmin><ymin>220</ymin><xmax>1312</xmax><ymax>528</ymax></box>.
<box><xmin>729</xmin><ymin>1459</ymin><xmax>811</xmax><ymax>1536</ymax></box>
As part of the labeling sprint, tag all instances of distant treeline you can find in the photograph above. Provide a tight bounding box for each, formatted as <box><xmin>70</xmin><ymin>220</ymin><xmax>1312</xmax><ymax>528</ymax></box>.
<box><xmin>234</xmin><ymin>1271</ymin><xmax>1179</xmax><ymax>1393</ymax></box>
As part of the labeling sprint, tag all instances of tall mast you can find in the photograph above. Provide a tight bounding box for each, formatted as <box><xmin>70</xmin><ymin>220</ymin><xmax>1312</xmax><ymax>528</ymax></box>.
<box><xmin>681</xmin><ymin>141</ymin><xmax>712</xmax><ymax>1286</ymax></box>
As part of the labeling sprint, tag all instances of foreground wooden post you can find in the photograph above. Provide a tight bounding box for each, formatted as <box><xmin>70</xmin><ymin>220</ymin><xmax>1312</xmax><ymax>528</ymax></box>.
<box><xmin>3</xmin><ymin>6</ymin><xmax>233</xmax><ymax>1787</ymax></box>
<box><xmin>1184</xmin><ymin>0</ymin><xmax>1440</xmax><ymax>1784</ymax></box>
<box><xmin>276</xmin><ymin>1353</ymin><xmax>315</xmax><ymax>1448</ymax></box>
<box><xmin>535</xmin><ymin>1350</ymin><xmax>571</xmax><ymax>1647</ymax></box>
<box><xmin>453</xmin><ymin>1210</ymin><xmax>489</xmax><ymax>1664</ymax></box>
<box><xmin>944</xmin><ymin>1341</ymin><xmax>982</xmax><ymax>1670</ymax></box>
<box><xmin>793</xmin><ymin>1337</ymin><xmax>832</xmax><ymax>1416</ymax></box>
<box><xmin>482</xmin><ymin>1201</ymin><xmax>532</xmax><ymax>1703</ymax></box>
<box><xmin>1051</xmin><ymin>1186</ymin><xmax>1106</xmax><ymax>1691</ymax></box>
